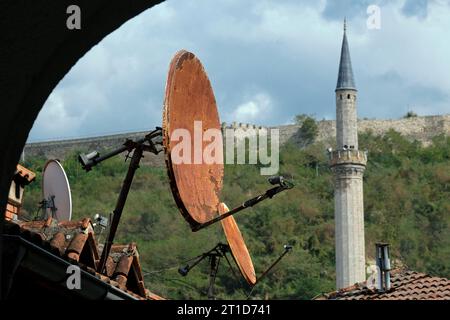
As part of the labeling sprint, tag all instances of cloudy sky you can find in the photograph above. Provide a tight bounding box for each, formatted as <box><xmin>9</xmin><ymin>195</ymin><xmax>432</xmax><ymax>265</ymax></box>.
<box><xmin>28</xmin><ymin>0</ymin><xmax>450</xmax><ymax>142</ymax></box>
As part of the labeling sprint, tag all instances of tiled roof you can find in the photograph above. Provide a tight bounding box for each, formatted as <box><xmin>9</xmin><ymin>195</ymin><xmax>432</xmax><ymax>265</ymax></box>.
<box><xmin>3</xmin><ymin>217</ymin><xmax>164</xmax><ymax>300</ymax></box>
<box><xmin>317</xmin><ymin>268</ymin><xmax>450</xmax><ymax>300</ymax></box>
<box><xmin>15</xmin><ymin>164</ymin><xmax>36</xmax><ymax>183</ymax></box>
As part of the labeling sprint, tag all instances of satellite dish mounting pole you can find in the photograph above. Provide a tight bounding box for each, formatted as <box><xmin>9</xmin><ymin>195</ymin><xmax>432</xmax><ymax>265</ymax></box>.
<box><xmin>48</xmin><ymin>195</ymin><xmax>57</xmax><ymax>218</ymax></box>
<box><xmin>207</xmin><ymin>254</ymin><xmax>220</xmax><ymax>300</ymax></box>
<box><xmin>178</xmin><ymin>243</ymin><xmax>229</xmax><ymax>299</ymax></box>
<box><xmin>97</xmin><ymin>146</ymin><xmax>144</xmax><ymax>273</ymax></box>
<box><xmin>78</xmin><ymin>128</ymin><xmax>162</xmax><ymax>274</ymax></box>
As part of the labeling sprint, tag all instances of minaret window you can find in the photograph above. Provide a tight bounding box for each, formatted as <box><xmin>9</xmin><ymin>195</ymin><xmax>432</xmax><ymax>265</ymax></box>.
<box><xmin>347</xmin><ymin>94</ymin><xmax>351</xmax><ymax>99</ymax></box>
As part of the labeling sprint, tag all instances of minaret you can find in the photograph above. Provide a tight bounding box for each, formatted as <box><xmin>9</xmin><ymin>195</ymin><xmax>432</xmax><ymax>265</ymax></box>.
<box><xmin>330</xmin><ymin>20</ymin><xmax>367</xmax><ymax>289</ymax></box>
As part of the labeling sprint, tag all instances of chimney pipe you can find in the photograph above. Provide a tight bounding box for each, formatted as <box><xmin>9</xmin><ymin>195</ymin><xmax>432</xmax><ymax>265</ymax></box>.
<box><xmin>375</xmin><ymin>243</ymin><xmax>391</xmax><ymax>292</ymax></box>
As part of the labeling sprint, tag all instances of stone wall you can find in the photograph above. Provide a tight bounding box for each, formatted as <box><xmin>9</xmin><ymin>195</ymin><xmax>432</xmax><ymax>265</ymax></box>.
<box><xmin>23</xmin><ymin>131</ymin><xmax>165</xmax><ymax>167</ymax></box>
<box><xmin>23</xmin><ymin>115</ymin><xmax>450</xmax><ymax>166</ymax></box>
<box><xmin>276</xmin><ymin>114</ymin><xmax>450</xmax><ymax>147</ymax></box>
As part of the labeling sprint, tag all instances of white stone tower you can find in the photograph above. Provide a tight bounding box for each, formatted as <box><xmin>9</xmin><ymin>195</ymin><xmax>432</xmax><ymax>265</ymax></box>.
<box><xmin>329</xmin><ymin>21</ymin><xmax>367</xmax><ymax>289</ymax></box>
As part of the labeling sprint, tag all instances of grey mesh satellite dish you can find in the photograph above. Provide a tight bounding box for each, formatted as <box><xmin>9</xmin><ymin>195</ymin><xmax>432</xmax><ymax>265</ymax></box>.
<box><xmin>42</xmin><ymin>159</ymin><xmax>72</xmax><ymax>221</ymax></box>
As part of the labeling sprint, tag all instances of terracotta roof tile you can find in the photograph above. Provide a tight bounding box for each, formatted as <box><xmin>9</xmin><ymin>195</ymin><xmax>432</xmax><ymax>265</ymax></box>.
<box><xmin>317</xmin><ymin>268</ymin><xmax>450</xmax><ymax>300</ymax></box>
<box><xmin>3</xmin><ymin>217</ymin><xmax>164</xmax><ymax>300</ymax></box>
<box><xmin>15</xmin><ymin>164</ymin><xmax>36</xmax><ymax>183</ymax></box>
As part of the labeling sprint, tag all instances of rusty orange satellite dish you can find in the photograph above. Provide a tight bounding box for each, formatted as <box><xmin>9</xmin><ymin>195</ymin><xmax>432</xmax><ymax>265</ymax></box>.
<box><xmin>163</xmin><ymin>50</ymin><xmax>223</xmax><ymax>230</ymax></box>
<box><xmin>164</xmin><ymin>51</ymin><xmax>291</xmax><ymax>288</ymax></box>
<box><xmin>219</xmin><ymin>203</ymin><xmax>257</xmax><ymax>285</ymax></box>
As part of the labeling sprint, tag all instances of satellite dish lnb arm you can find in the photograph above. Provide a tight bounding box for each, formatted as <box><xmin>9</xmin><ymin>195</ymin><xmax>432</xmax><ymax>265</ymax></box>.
<box><xmin>79</xmin><ymin>128</ymin><xmax>162</xmax><ymax>171</ymax></box>
<box><xmin>78</xmin><ymin>143</ymin><xmax>133</xmax><ymax>171</ymax></box>
<box><xmin>193</xmin><ymin>177</ymin><xmax>294</xmax><ymax>231</ymax></box>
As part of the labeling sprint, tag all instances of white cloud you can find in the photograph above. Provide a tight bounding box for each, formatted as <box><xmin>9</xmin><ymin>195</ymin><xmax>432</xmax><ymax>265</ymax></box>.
<box><xmin>29</xmin><ymin>90</ymin><xmax>86</xmax><ymax>141</ymax></box>
<box><xmin>28</xmin><ymin>0</ymin><xmax>450</xmax><ymax>141</ymax></box>
<box><xmin>357</xmin><ymin>1</ymin><xmax>450</xmax><ymax>91</ymax></box>
<box><xmin>232</xmin><ymin>93</ymin><xmax>273</xmax><ymax>124</ymax></box>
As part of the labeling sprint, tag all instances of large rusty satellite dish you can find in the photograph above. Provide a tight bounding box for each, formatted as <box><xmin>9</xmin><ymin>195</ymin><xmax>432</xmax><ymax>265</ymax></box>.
<box><xmin>163</xmin><ymin>50</ymin><xmax>224</xmax><ymax>229</ymax></box>
<box><xmin>219</xmin><ymin>203</ymin><xmax>257</xmax><ymax>285</ymax></box>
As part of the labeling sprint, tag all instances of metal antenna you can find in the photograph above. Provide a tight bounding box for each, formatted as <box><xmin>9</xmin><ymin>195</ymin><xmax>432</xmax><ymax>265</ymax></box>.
<box><xmin>177</xmin><ymin>243</ymin><xmax>230</xmax><ymax>299</ymax></box>
<box><xmin>78</xmin><ymin>127</ymin><xmax>163</xmax><ymax>274</ymax></box>
<box><xmin>255</xmin><ymin>245</ymin><xmax>293</xmax><ymax>285</ymax></box>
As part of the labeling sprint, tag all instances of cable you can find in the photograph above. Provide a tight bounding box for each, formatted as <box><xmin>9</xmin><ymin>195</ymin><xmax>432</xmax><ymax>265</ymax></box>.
<box><xmin>245</xmin><ymin>283</ymin><xmax>259</xmax><ymax>300</ymax></box>
<box><xmin>223</xmin><ymin>253</ymin><xmax>240</xmax><ymax>283</ymax></box>
<box><xmin>141</xmin><ymin>253</ymin><xmax>206</xmax><ymax>276</ymax></box>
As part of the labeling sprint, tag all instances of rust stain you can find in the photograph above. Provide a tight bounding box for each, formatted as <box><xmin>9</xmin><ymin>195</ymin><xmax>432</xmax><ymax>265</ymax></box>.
<box><xmin>175</xmin><ymin>50</ymin><xmax>195</xmax><ymax>70</ymax></box>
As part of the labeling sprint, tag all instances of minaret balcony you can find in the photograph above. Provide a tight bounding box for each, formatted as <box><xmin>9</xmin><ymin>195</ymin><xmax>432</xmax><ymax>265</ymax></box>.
<box><xmin>329</xmin><ymin>149</ymin><xmax>367</xmax><ymax>167</ymax></box>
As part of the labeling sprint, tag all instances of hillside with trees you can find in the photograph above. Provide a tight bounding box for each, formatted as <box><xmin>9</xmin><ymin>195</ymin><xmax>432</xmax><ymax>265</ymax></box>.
<box><xmin>21</xmin><ymin>127</ymin><xmax>450</xmax><ymax>299</ymax></box>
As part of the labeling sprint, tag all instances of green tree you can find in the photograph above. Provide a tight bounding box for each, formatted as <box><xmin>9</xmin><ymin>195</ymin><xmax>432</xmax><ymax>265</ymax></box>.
<box><xmin>294</xmin><ymin>114</ymin><xmax>319</xmax><ymax>146</ymax></box>
<box><xmin>20</xmin><ymin>129</ymin><xmax>450</xmax><ymax>299</ymax></box>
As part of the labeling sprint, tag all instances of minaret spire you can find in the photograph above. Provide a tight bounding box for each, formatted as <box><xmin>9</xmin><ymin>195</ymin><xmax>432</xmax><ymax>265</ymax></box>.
<box><xmin>336</xmin><ymin>20</ymin><xmax>356</xmax><ymax>91</ymax></box>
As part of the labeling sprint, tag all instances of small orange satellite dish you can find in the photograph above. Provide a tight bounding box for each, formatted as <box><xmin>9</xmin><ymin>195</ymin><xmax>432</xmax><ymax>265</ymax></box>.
<box><xmin>163</xmin><ymin>50</ymin><xmax>224</xmax><ymax>229</ymax></box>
<box><xmin>219</xmin><ymin>203</ymin><xmax>256</xmax><ymax>285</ymax></box>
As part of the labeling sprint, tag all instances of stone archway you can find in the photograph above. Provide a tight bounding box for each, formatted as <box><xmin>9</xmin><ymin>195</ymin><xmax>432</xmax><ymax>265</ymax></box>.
<box><xmin>0</xmin><ymin>0</ymin><xmax>165</xmax><ymax>296</ymax></box>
